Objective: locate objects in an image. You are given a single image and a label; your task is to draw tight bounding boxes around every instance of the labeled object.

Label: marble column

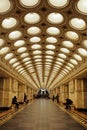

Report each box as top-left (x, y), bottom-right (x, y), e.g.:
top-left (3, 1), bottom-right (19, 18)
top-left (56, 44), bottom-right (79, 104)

top-left (0, 77), bottom-right (13, 108)
top-left (74, 79), bottom-right (84, 109)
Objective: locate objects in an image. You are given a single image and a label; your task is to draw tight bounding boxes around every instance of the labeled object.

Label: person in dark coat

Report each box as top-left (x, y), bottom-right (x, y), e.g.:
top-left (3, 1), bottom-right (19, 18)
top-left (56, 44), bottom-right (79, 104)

top-left (24, 93), bottom-right (29, 104)
top-left (52, 95), bottom-right (55, 101)
top-left (65, 98), bottom-right (73, 109)
top-left (12, 96), bottom-right (19, 108)
top-left (56, 94), bottom-right (59, 103)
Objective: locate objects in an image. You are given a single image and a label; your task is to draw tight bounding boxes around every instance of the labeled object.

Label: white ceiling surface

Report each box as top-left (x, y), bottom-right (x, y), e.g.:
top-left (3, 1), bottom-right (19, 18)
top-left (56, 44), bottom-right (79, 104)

top-left (0, 0), bottom-right (87, 89)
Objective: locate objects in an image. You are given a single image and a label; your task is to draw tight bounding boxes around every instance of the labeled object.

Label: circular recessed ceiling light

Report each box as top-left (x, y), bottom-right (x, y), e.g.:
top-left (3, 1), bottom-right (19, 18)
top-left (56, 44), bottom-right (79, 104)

top-left (56, 58), bottom-right (64, 62)
top-left (15, 65), bottom-right (22, 70)
top-left (46, 50), bottom-right (54, 55)
top-left (2, 17), bottom-right (18, 29)
top-left (9, 58), bottom-right (17, 64)
top-left (46, 27), bottom-right (60, 35)
top-left (30, 37), bottom-right (41, 43)
top-left (73, 54), bottom-right (82, 61)
top-left (19, 0), bottom-right (40, 8)
top-left (58, 53), bottom-right (66, 59)
top-left (0, 38), bottom-right (5, 46)
top-left (12, 62), bottom-right (20, 68)
top-left (35, 59), bottom-right (42, 62)
top-left (31, 44), bottom-right (41, 49)
top-left (4, 53), bottom-right (13, 60)
top-left (62, 41), bottom-right (74, 48)
top-left (70, 59), bottom-right (78, 65)
top-left (82, 40), bottom-right (87, 48)
top-left (20, 53), bottom-right (29, 58)
top-left (55, 61), bottom-right (63, 65)
top-left (45, 56), bottom-right (53, 59)
top-left (33, 50), bottom-right (42, 54)
top-left (24, 13), bottom-right (41, 24)
top-left (34, 55), bottom-right (42, 59)
top-left (17, 47), bottom-right (27, 53)
top-left (69, 18), bottom-right (86, 30)
top-left (46, 37), bottom-right (57, 43)
top-left (76, 0), bottom-right (87, 15)
top-left (47, 12), bottom-right (64, 24)
top-left (67, 63), bottom-right (74, 68)
top-left (65, 66), bottom-right (72, 71)
top-left (0, 0), bottom-right (12, 14)
top-left (65, 31), bottom-right (79, 41)
top-left (45, 59), bottom-right (52, 62)
top-left (46, 44), bottom-right (55, 49)
top-left (60, 48), bottom-right (70, 53)
top-left (0, 47), bottom-right (10, 55)
top-left (27, 26), bottom-right (41, 35)
top-left (8, 31), bottom-right (22, 40)
top-left (48, 0), bottom-right (69, 8)
top-left (14, 40), bottom-right (25, 47)
top-left (23, 57), bottom-right (30, 62)
top-left (78, 48), bottom-right (87, 56)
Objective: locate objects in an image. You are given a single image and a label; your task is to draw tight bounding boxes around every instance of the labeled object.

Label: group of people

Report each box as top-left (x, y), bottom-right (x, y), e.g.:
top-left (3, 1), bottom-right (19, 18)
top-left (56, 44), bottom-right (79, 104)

top-left (12, 93), bottom-right (29, 109)
top-left (52, 94), bottom-right (73, 109)
top-left (52, 94), bottom-right (59, 103)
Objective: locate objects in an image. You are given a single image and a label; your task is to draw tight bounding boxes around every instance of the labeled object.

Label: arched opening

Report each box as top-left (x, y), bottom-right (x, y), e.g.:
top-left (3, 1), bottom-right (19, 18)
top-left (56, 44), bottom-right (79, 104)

top-left (36, 88), bottom-right (49, 99)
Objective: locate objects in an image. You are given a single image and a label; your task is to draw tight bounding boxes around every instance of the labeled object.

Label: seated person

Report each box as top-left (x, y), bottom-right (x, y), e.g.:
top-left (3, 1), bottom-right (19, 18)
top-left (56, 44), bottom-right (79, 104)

top-left (65, 99), bottom-right (73, 109)
top-left (12, 96), bottom-right (19, 108)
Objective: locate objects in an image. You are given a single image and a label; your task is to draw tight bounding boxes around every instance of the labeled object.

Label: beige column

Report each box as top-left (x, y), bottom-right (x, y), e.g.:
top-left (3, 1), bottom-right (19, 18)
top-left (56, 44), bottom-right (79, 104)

top-left (27, 87), bottom-right (32, 100)
top-left (12, 79), bottom-right (19, 98)
top-left (59, 85), bottom-right (65, 103)
top-left (18, 84), bottom-right (25, 102)
top-left (1, 77), bottom-right (13, 107)
top-left (68, 80), bottom-right (75, 102)
top-left (83, 78), bottom-right (87, 108)
top-left (49, 90), bottom-right (53, 98)
top-left (74, 79), bottom-right (84, 109)
top-left (0, 78), bottom-right (4, 107)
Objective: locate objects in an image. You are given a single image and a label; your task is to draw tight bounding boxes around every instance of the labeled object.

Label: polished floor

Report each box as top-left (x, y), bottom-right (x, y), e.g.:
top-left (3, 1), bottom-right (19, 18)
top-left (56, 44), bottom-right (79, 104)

top-left (0, 99), bottom-right (86, 130)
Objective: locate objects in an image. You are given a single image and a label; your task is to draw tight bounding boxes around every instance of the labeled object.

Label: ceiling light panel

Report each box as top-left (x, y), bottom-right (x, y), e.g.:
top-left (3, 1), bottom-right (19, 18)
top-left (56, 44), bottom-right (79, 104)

top-left (46, 37), bottom-right (57, 43)
top-left (0, 0), bottom-right (12, 14)
top-left (69, 18), bottom-right (86, 30)
top-left (48, 0), bottom-right (69, 8)
top-left (65, 31), bottom-right (79, 41)
top-left (46, 27), bottom-right (60, 35)
top-left (29, 37), bottom-right (41, 43)
top-left (0, 47), bottom-right (10, 55)
top-left (19, 0), bottom-right (40, 8)
top-left (0, 38), bottom-right (5, 46)
top-left (14, 40), bottom-right (25, 47)
top-left (47, 12), bottom-right (64, 24)
top-left (8, 31), bottom-right (22, 40)
top-left (2, 17), bottom-right (18, 30)
top-left (4, 53), bottom-right (14, 60)
top-left (27, 27), bottom-right (41, 35)
top-left (24, 13), bottom-right (41, 24)
top-left (76, 0), bottom-right (87, 15)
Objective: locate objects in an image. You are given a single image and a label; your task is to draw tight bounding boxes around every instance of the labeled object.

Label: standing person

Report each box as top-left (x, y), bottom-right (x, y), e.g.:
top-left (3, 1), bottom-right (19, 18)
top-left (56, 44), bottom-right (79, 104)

top-left (12, 96), bottom-right (19, 108)
top-left (56, 94), bottom-right (59, 103)
top-left (24, 93), bottom-right (29, 104)
top-left (52, 95), bottom-right (55, 101)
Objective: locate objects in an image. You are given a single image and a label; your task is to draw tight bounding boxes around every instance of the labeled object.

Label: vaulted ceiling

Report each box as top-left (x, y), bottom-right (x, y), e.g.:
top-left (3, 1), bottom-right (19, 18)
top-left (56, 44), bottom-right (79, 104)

top-left (0, 0), bottom-right (87, 90)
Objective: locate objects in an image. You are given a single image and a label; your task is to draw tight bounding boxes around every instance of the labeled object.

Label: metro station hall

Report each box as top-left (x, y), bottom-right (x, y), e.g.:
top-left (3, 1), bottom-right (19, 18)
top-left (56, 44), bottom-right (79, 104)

top-left (0, 0), bottom-right (87, 130)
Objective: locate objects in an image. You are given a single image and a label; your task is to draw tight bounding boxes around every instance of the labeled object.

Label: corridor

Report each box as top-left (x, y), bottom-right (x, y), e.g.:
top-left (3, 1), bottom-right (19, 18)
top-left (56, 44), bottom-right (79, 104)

top-left (0, 99), bottom-right (86, 130)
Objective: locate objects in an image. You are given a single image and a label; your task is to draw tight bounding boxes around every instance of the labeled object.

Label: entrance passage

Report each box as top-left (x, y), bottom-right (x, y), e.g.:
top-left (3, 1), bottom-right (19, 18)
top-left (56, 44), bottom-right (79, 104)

top-left (37, 89), bottom-right (49, 98)
top-left (0, 99), bottom-right (86, 130)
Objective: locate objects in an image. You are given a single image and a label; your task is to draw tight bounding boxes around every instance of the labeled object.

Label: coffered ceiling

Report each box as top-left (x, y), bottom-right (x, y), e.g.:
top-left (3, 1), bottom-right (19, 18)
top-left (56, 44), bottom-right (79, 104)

top-left (0, 0), bottom-right (87, 89)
